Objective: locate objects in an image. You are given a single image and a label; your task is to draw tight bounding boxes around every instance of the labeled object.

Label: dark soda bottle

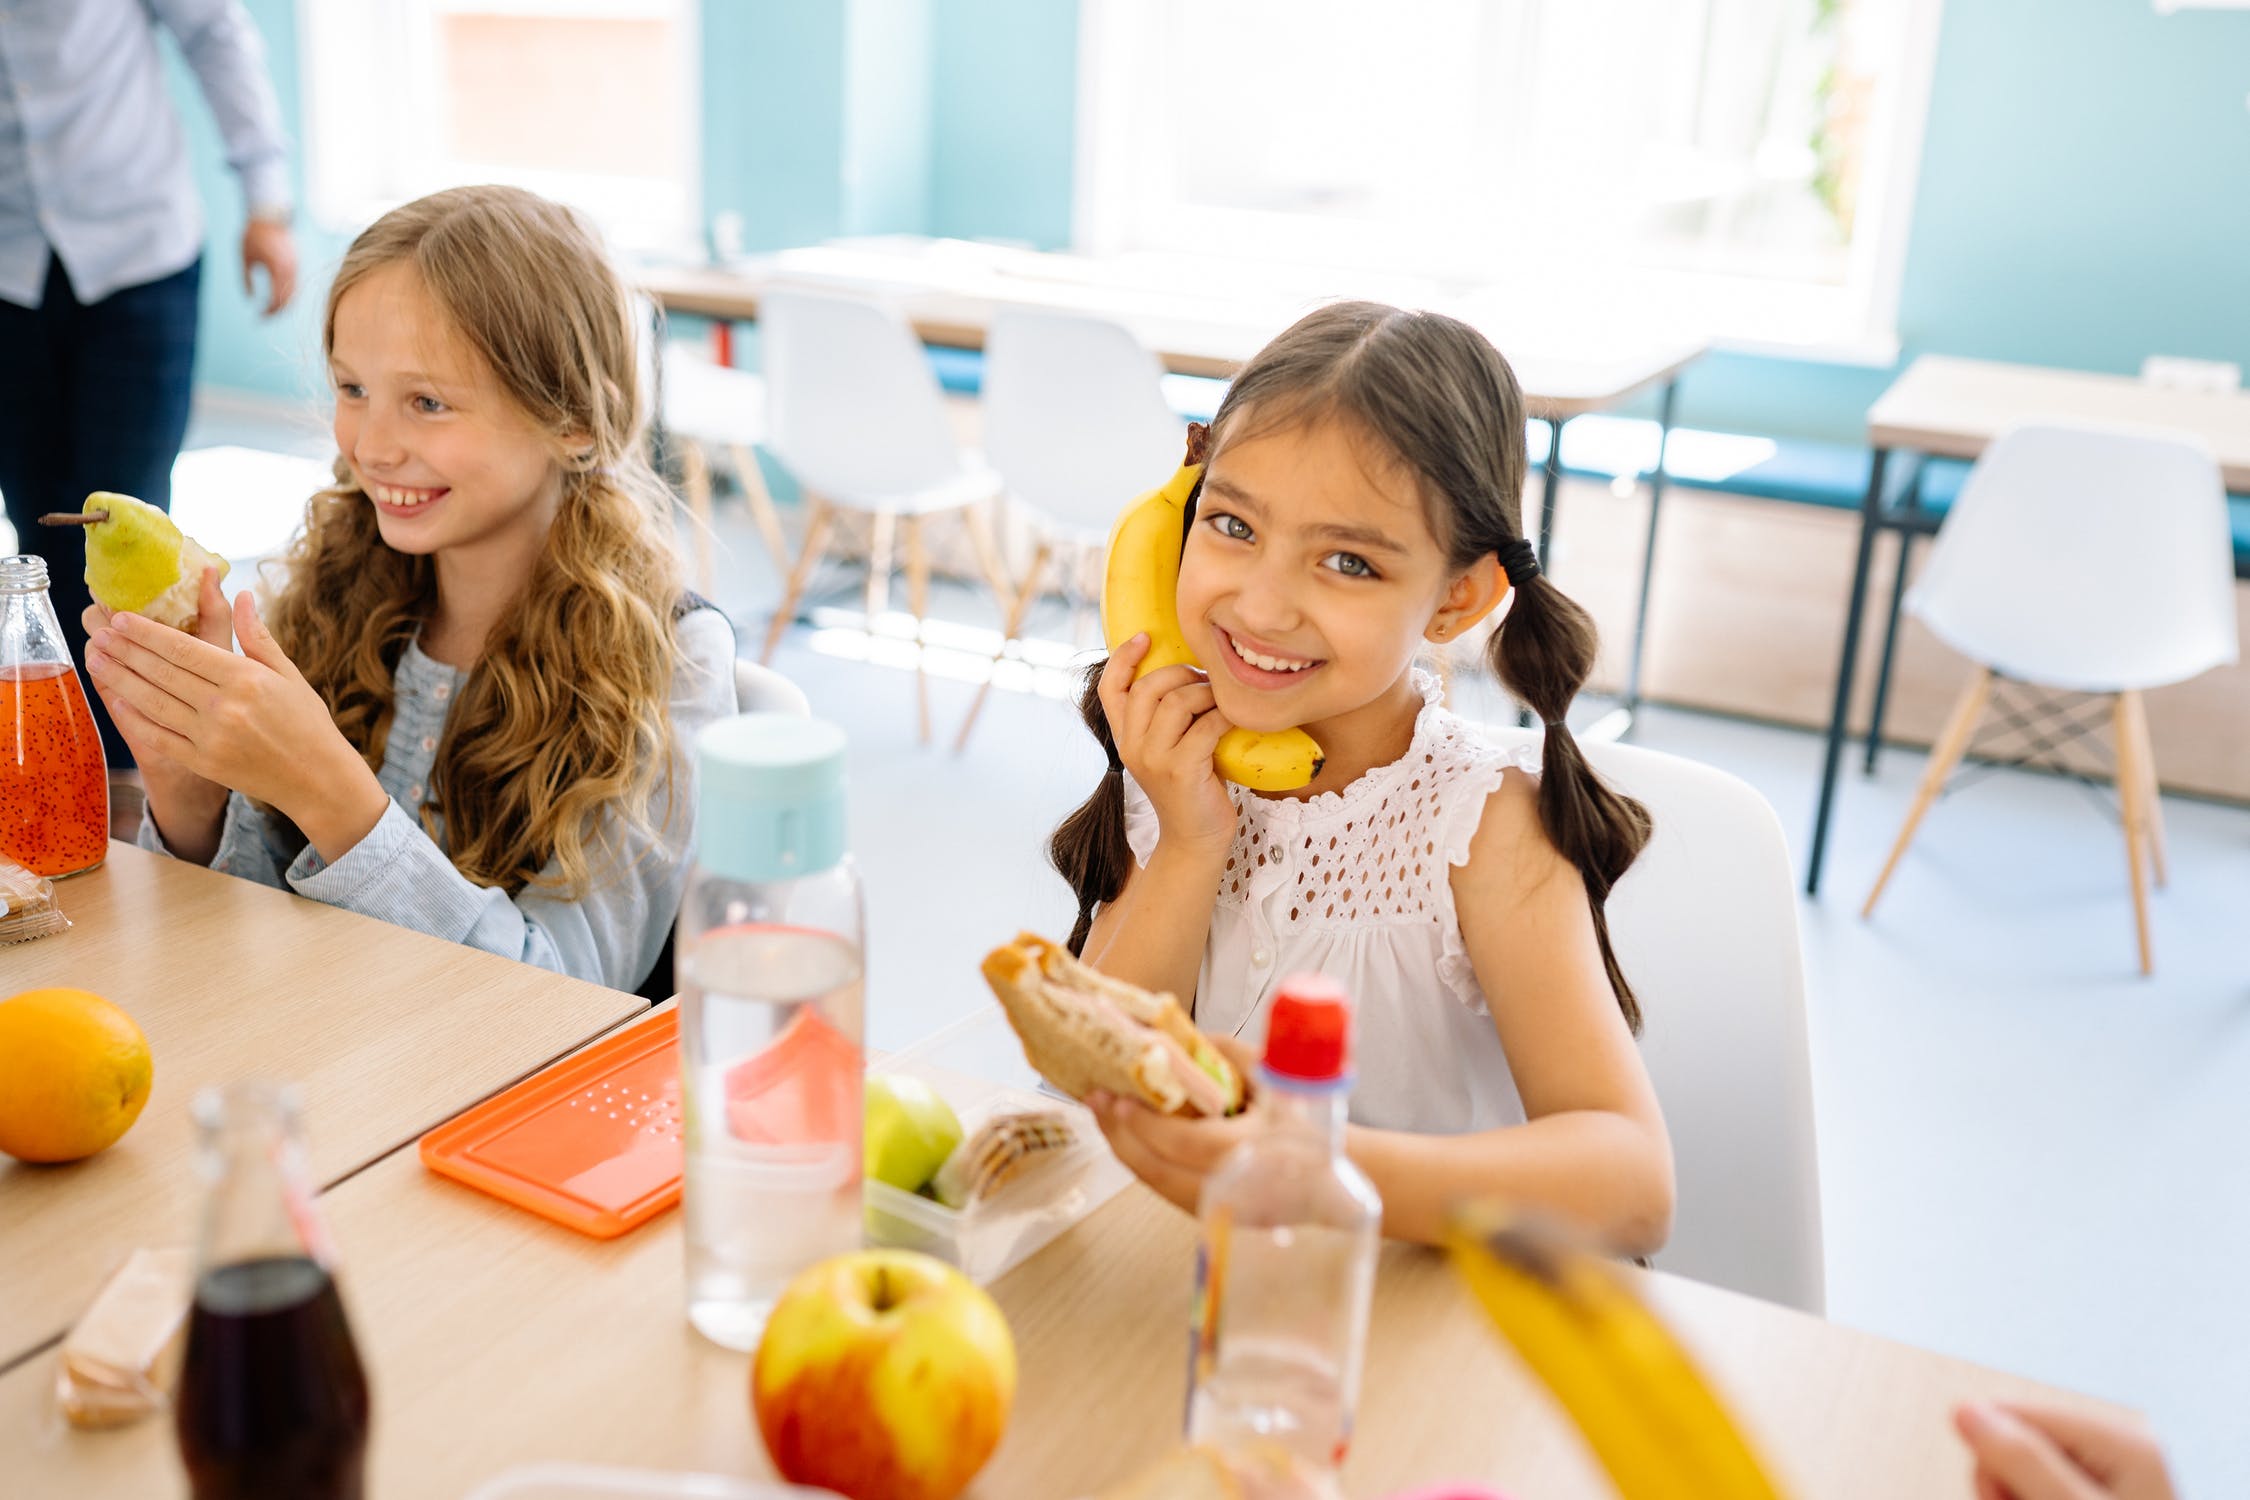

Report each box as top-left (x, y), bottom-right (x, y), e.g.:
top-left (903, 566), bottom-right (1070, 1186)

top-left (175, 1082), bottom-right (371, 1500)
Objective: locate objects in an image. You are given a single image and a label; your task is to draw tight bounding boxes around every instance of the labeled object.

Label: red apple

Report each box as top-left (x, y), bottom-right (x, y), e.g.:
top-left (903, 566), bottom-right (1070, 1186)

top-left (752, 1248), bottom-right (1017, 1500)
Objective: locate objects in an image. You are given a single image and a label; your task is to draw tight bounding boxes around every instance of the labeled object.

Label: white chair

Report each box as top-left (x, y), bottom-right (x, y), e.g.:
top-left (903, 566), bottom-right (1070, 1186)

top-left (1484, 726), bottom-right (1825, 1313)
top-left (633, 294), bottom-right (788, 595)
top-left (954, 308), bottom-right (1187, 749)
top-left (1861, 422), bottom-right (2237, 974)
top-left (756, 288), bottom-right (1017, 743)
top-left (733, 656), bottom-right (810, 717)
top-left (2139, 354), bottom-right (2241, 395)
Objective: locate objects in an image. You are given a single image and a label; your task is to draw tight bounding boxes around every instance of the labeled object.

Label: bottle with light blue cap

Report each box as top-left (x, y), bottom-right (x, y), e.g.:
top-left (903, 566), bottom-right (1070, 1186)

top-left (674, 712), bottom-right (865, 1351)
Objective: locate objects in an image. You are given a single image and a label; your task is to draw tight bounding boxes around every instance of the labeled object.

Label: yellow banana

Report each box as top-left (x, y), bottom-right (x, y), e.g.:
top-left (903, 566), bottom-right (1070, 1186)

top-left (1447, 1207), bottom-right (1790, 1500)
top-left (1100, 459), bottom-right (1324, 792)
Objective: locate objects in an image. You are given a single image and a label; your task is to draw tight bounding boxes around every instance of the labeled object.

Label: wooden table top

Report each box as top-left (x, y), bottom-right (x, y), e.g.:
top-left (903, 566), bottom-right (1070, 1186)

top-left (3, 1124), bottom-right (2127, 1499)
top-left (638, 241), bottom-right (1708, 420)
top-left (0, 843), bottom-right (645, 1369)
top-left (1868, 354), bottom-right (2250, 490)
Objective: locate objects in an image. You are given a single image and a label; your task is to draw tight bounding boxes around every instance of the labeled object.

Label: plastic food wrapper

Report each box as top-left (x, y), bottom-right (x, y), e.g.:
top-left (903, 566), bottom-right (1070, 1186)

top-left (53, 1247), bottom-right (196, 1429)
top-left (0, 858), bottom-right (68, 945)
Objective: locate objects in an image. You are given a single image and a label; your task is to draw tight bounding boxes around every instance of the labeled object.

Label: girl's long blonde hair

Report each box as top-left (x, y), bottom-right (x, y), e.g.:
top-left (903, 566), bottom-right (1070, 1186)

top-left (270, 184), bottom-right (690, 898)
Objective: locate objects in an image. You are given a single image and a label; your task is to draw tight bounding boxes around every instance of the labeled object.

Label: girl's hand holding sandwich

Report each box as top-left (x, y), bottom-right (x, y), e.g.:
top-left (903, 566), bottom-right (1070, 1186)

top-left (1089, 1033), bottom-right (1261, 1213)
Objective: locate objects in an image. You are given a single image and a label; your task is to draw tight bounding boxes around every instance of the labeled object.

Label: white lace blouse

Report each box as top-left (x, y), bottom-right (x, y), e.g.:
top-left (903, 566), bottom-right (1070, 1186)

top-left (1122, 672), bottom-right (1538, 1135)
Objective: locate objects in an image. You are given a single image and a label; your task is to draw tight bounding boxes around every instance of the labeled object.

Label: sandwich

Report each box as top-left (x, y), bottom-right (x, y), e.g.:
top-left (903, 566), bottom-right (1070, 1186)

top-left (979, 933), bottom-right (1245, 1118)
top-left (930, 1108), bottom-right (1081, 1210)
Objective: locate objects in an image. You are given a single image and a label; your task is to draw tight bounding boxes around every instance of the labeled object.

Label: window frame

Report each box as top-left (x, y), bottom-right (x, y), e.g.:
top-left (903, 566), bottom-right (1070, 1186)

top-left (298, 0), bottom-right (702, 254)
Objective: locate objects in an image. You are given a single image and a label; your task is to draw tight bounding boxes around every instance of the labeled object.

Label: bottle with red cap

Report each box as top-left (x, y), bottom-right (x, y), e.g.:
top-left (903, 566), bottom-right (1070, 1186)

top-left (1185, 973), bottom-right (1381, 1473)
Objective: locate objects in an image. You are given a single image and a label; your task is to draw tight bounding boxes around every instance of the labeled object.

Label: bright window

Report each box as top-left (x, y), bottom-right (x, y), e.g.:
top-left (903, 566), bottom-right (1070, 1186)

top-left (1074, 0), bottom-right (1946, 358)
top-left (302, 0), bottom-right (698, 252)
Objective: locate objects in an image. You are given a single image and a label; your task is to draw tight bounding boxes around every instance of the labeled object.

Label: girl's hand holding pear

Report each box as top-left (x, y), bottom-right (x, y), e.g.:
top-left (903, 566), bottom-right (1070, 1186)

top-left (84, 568), bottom-right (387, 864)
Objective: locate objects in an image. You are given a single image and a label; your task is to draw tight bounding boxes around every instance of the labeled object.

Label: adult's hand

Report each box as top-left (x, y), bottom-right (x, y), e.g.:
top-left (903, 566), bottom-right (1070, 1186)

top-left (241, 219), bottom-right (298, 316)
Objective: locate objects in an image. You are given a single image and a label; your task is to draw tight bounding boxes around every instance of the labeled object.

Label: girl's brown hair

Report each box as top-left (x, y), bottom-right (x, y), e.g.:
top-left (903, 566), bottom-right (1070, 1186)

top-left (1049, 301), bottom-right (1653, 1029)
top-left (270, 184), bottom-right (689, 898)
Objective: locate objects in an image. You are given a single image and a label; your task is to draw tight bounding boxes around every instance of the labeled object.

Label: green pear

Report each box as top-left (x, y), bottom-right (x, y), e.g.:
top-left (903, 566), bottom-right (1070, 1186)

top-left (81, 492), bottom-right (228, 630)
top-left (863, 1075), bottom-right (965, 1195)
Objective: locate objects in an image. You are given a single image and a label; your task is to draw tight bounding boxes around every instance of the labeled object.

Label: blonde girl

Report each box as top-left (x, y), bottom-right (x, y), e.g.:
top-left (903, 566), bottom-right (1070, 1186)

top-left (84, 185), bottom-right (736, 993)
top-left (1051, 302), bottom-right (1674, 1251)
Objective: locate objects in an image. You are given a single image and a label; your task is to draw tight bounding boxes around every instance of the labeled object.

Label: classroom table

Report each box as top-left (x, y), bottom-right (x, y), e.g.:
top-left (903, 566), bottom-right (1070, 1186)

top-left (0, 843), bottom-right (645, 1369)
top-left (3, 1104), bottom-right (2129, 1498)
top-left (639, 239), bottom-right (1709, 728)
top-left (1804, 355), bottom-right (2250, 894)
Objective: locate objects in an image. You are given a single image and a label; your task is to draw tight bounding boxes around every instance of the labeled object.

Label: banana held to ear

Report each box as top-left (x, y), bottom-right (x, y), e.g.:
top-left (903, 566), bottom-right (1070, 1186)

top-left (1101, 459), bottom-right (1324, 793)
top-left (1447, 1207), bottom-right (1790, 1500)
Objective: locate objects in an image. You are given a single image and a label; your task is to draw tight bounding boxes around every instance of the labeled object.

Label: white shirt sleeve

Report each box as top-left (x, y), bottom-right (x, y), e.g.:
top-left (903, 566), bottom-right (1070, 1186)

top-left (148, 0), bottom-right (292, 213)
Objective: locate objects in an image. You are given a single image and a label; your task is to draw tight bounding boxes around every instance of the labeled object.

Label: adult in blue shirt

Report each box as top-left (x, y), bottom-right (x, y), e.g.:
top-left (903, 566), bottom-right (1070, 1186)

top-left (0, 0), bottom-right (298, 766)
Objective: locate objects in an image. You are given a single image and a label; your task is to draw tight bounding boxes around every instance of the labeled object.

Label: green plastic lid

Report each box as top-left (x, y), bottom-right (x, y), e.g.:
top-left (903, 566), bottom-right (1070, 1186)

top-left (693, 714), bottom-right (848, 883)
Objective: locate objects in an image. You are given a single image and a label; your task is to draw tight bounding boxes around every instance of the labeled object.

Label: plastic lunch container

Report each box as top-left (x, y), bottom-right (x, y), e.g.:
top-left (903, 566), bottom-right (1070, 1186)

top-left (863, 1002), bottom-right (1131, 1284)
top-left (464, 1462), bottom-right (838, 1498)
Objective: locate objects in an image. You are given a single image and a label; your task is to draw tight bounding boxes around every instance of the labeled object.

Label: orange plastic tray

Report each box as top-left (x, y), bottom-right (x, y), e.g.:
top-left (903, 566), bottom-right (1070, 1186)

top-left (420, 1010), bottom-right (686, 1239)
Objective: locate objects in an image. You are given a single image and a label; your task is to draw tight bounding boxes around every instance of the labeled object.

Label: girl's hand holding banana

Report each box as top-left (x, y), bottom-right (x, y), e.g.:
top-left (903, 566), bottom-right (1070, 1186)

top-left (1098, 632), bottom-right (1239, 857)
top-left (84, 587), bottom-right (393, 865)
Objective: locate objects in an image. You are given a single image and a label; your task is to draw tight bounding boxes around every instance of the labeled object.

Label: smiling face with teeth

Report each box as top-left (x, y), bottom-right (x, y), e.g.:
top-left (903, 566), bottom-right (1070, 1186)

top-left (1177, 412), bottom-right (1498, 782)
top-left (329, 262), bottom-right (571, 585)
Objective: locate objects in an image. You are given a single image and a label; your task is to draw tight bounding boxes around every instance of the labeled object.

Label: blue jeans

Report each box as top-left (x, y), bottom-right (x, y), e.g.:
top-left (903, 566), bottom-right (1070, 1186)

top-left (0, 253), bottom-right (202, 766)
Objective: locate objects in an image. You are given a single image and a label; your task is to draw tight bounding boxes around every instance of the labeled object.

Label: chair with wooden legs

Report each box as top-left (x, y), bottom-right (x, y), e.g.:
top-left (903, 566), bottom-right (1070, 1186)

top-left (753, 288), bottom-right (1017, 743)
top-left (953, 308), bottom-right (1186, 751)
top-left (632, 294), bottom-right (788, 594)
top-left (1859, 423), bottom-right (2236, 974)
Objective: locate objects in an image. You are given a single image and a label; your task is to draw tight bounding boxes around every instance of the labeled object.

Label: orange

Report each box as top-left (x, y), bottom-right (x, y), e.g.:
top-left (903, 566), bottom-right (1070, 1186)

top-left (0, 988), bottom-right (154, 1163)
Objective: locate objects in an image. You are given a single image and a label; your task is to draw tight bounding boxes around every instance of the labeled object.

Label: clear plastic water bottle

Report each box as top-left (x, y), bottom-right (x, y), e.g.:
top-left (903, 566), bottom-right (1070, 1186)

top-left (676, 714), bottom-right (864, 1350)
top-left (1186, 974), bottom-right (1380, 1472)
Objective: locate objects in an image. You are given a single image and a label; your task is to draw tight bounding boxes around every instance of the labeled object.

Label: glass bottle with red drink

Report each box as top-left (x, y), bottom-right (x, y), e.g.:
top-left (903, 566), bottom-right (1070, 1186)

top-left (175, 1081), bottom-right (372, 1500)
top-left (0, 554), bottom-right (108, 876)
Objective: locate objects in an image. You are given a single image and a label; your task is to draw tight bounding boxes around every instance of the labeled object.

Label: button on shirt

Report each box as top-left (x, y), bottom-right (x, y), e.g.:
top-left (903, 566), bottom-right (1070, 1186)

top-left (0, 0), bottom-right (291, 308)
top-left (141, 610), bottom-right (742, 993)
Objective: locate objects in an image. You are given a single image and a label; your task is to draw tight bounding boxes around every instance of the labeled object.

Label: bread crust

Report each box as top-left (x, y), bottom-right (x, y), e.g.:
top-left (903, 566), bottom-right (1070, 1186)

top-left (980, 933), bottom-right (1241, 1116)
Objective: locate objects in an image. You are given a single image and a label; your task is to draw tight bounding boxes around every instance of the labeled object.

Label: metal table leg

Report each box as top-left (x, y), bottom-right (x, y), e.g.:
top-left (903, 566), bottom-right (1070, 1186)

top-left (1806, 446), bottom-right (1890, 896)
top-left (1863, 458), bottom-right (1925, 776)
top-left (1619, 378), bottom-right (1678, 722)
top-left (1582, 383), bottom-right (1679, 745)
top-left (1520, 414), bottom-right (1569, 729)
top-left (1537, 414), bottom-right (1566, 566)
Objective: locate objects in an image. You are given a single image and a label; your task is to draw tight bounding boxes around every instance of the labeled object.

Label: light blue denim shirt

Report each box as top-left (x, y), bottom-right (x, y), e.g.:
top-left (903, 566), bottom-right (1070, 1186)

top-left (140, 609), bottom-right (740, 993)
top-left (0, 0), bottom-right (291, 307)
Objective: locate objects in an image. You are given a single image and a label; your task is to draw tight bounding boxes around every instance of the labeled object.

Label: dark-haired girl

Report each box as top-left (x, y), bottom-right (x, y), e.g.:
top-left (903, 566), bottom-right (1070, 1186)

top-left (1052, 302), bottom-right (1674, 1252)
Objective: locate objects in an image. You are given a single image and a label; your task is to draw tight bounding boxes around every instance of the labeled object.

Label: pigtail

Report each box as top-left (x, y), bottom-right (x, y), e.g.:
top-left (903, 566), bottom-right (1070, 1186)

top-left (1491, 577), bottom-right (1654, 1032)
top-left (1047, 658), bottom-right (1133, 956)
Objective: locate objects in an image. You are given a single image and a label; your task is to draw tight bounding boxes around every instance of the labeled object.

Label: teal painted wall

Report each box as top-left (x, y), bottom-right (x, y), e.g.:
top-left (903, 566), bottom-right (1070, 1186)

top-left (701, 2), bottom-right (850, 253)
top-left (843, 0), bottom-right (936, 236)
top-left (929, 0), bottom-right (1077, 248)
top-left (170, 0), bottom-right (332, 405)
top-left (180, 0), bottom-right (2250, 446)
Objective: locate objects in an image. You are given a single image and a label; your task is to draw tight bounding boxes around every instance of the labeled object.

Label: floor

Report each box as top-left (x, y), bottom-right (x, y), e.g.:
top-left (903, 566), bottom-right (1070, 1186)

top-left (168, 405), bottom-right (2250, 1494)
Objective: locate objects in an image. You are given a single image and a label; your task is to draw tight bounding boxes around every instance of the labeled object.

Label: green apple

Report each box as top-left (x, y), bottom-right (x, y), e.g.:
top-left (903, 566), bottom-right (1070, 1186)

top-left (863, 1075), bottom-right (964, 1194)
